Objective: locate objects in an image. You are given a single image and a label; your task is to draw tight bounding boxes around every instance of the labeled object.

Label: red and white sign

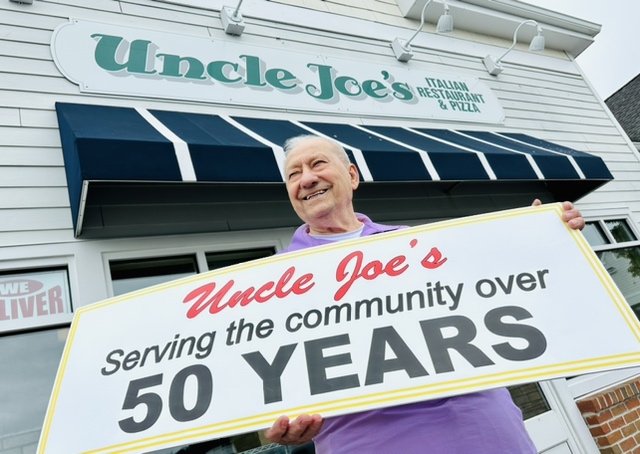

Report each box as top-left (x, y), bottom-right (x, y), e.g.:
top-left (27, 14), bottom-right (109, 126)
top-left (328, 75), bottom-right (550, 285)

top-left (0, 269), bottom-right (71, 329)
top-left (38, 205), bottom-right (640, 453)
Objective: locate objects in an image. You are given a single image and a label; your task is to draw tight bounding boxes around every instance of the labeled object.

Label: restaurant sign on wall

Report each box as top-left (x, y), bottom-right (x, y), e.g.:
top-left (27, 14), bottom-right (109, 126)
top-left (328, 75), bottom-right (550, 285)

top-left (51, 19), bottom-right (504, 123)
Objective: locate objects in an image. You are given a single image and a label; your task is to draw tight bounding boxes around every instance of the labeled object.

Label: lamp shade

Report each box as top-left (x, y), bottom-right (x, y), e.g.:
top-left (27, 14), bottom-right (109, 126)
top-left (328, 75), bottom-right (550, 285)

top-left (436, 13), bottom-right (454, 33)
top-left (529, 34), bottom-right (545, 52)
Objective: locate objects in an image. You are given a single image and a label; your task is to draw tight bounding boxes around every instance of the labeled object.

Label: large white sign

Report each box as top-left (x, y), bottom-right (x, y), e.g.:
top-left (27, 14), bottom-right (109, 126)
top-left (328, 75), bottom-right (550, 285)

top-left (50, 19), bottom-right (504, 123)
top-left (38, 204), bottom-right (640, 453)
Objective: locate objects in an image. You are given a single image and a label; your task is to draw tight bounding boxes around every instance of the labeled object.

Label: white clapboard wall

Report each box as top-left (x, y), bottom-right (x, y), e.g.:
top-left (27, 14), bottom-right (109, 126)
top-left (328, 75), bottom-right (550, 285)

top-left (0, 0), bottom-right (637, 257)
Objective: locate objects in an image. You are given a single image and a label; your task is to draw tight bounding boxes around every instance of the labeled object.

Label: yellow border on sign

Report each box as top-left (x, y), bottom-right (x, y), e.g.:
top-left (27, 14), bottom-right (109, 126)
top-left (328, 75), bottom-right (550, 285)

top-left (38, 203), bottom-right (640, 453)
top-left (84, 351), bottom-right (640, 454)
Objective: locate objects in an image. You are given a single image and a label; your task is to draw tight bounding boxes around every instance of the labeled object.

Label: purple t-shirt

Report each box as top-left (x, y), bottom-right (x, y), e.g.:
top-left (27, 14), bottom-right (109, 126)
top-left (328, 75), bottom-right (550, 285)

top-left (281, 214), bottom-right (537, 454)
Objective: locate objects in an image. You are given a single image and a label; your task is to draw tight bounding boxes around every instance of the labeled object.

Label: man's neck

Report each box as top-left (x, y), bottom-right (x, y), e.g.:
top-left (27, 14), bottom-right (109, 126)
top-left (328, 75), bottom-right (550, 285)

top-left (307, 213), bottom-right (363, 235)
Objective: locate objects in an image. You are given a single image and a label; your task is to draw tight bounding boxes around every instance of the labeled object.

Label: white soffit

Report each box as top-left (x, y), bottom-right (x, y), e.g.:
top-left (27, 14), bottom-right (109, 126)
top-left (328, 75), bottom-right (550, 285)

top-left (153, 0), bottom-right (599, 58)
top-left (396, 0), bottom-right (601, 57)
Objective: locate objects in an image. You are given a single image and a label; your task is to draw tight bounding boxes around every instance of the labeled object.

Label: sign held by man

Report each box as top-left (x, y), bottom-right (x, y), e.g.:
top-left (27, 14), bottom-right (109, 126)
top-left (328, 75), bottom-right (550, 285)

top-left (39, 136), bottom-right (637, 454)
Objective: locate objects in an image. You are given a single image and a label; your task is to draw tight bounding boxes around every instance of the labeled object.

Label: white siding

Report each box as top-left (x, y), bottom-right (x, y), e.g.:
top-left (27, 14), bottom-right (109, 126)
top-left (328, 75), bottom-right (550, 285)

top-left (0, 0), bottom-right (639, 296)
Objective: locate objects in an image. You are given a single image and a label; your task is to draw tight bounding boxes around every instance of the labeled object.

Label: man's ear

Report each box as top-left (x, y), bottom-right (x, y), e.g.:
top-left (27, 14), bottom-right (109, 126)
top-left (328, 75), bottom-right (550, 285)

top-left (349, 163), bottom-right (360, 190)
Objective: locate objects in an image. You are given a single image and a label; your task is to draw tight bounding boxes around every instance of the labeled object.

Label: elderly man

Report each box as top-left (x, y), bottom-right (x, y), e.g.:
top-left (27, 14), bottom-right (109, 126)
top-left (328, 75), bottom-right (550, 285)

top-left (265, 134), bottom-right (585, 453)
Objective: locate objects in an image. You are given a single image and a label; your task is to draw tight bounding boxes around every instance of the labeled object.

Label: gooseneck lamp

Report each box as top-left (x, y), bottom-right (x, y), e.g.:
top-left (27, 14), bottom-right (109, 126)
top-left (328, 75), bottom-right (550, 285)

top-left (391, 0), bottom-right (454, 62)
top-left (483, 19), bottom-right (545, 76)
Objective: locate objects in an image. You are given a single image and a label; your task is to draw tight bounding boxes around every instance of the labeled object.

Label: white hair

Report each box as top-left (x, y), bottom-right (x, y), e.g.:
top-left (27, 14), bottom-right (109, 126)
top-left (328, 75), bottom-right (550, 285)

top-left (283, 135), bottom-right (351, 168)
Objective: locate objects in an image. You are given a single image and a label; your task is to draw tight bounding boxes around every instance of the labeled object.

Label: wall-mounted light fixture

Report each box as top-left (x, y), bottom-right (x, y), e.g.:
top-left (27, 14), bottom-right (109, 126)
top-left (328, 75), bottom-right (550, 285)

top-left (391, 0), bottom-right (453, 62)
top-left (483, 19), bottom-right (545, 76)
top-left (220, 0), bottom-right (245, 36)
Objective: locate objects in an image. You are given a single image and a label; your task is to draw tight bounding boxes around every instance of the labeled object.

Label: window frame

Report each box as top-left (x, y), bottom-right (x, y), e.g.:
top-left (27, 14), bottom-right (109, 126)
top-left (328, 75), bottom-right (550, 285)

top-left (0, 256), bottom-right (77, 335)
top-left (585, 218), bottom-right (640, 253)
top-left (109, 253), bottom-right (201, 297)
top-left (100, 239), bottom-right (279, 453)
top-left (567, 213), bottom-right (640, 399)
top-left (0, 259), bottom-right (76, 453)
top-left (102, 239), bottom-right (280, 299)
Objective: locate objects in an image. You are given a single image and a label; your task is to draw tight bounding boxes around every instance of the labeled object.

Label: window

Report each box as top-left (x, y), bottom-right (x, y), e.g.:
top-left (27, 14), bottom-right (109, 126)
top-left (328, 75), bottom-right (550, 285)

top-left (509, 383), bottom-right (550, 419)
top-left (0, 267), bottom-right (72, 332)
top-left (110, 247), bottom-right (276, 453)
top-left (110, 255), bottom-right (199, 296)
top-left (0, 260), bottom-right (73, 454)
top-left (108, 247), bottom-right (276, 296)
top-left (0, 327), bottom-right (69, 453)
top-left (206, 248), bottom-right (275, 271)
top-left (0, 264), bottom-right (74, 453)
top-left (568, 217), bottom-right (640, 398)
top-left (584, 219), bottom-right (640, 320)
top-left (505, 219), bottom-right (640, 419)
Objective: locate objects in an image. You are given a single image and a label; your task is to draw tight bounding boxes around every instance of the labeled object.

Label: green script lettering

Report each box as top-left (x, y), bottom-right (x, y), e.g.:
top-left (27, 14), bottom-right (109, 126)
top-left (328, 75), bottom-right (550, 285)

top-left (91, 34), bottom-right (156, 75)
top-left (207, 61), bottom-right (242, 83)
top-left (362, 79), bottom-right (388, 99)
top-left (239, 55), bottom-right (266, 87)
top-left (265, 68), bottom-right (298, 90)
top-left (392, 82), bottom-right (414, 101)
top-left (305, 64), bottom-right (335, 100)
top-left (334, 76), bottom-right (362, 97)
top-left (90, 36), bottom-right (422, 106)
top-left (157, 54), bottom-right (206, 80)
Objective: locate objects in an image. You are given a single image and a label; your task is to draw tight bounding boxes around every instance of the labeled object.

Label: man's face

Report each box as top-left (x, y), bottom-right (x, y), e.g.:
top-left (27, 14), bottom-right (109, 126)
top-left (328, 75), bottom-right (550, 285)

top-left (285, 139), bottom-right (359, 228)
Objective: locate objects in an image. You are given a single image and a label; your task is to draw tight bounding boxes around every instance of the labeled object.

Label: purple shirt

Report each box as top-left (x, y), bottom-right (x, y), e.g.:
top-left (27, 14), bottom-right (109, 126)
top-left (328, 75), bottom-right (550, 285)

top-left (282, 214), bottom-right (537, 454)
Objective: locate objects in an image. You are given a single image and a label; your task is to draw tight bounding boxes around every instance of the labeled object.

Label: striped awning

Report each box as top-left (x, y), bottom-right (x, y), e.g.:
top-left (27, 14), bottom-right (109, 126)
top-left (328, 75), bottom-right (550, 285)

top-left (55, 102), bottom-right (613, 237)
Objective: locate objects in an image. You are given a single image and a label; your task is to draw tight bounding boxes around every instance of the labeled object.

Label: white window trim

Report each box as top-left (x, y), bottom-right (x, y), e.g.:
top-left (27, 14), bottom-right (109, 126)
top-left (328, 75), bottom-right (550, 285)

top-left (101, 236), bottom-right (283, 299)
top-left (569, 367), bottom-right (640, 400)
top-left (567, 211), bottom-right (640, 399)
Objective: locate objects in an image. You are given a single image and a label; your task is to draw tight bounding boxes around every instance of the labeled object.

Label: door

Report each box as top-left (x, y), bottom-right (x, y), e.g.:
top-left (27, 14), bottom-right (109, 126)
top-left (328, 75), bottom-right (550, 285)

top-left (516, 380), bottom-right (598, 453)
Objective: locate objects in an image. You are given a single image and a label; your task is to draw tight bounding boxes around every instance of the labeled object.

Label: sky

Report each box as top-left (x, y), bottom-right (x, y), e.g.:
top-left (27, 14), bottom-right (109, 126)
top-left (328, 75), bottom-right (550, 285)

top-left (521, 0), bottom-right (640, 100)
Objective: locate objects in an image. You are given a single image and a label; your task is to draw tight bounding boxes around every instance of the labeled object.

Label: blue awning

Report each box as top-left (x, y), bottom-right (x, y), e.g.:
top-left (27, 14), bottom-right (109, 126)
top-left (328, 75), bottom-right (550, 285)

top-left (55, 102), bottom-right (613, 238)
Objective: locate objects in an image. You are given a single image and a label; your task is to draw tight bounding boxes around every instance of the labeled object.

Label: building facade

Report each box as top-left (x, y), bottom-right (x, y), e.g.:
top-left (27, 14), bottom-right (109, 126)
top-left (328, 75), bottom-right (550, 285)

top-left (3, 0), bottom-right (640, 452)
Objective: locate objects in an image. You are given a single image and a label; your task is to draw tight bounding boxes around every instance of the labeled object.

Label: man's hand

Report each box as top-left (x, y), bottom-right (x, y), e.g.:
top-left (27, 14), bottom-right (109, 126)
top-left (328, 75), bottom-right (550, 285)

top-left (264, 414), bottom-right (324, 446)
top-left (532, 199), bottom-right (585, 231)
